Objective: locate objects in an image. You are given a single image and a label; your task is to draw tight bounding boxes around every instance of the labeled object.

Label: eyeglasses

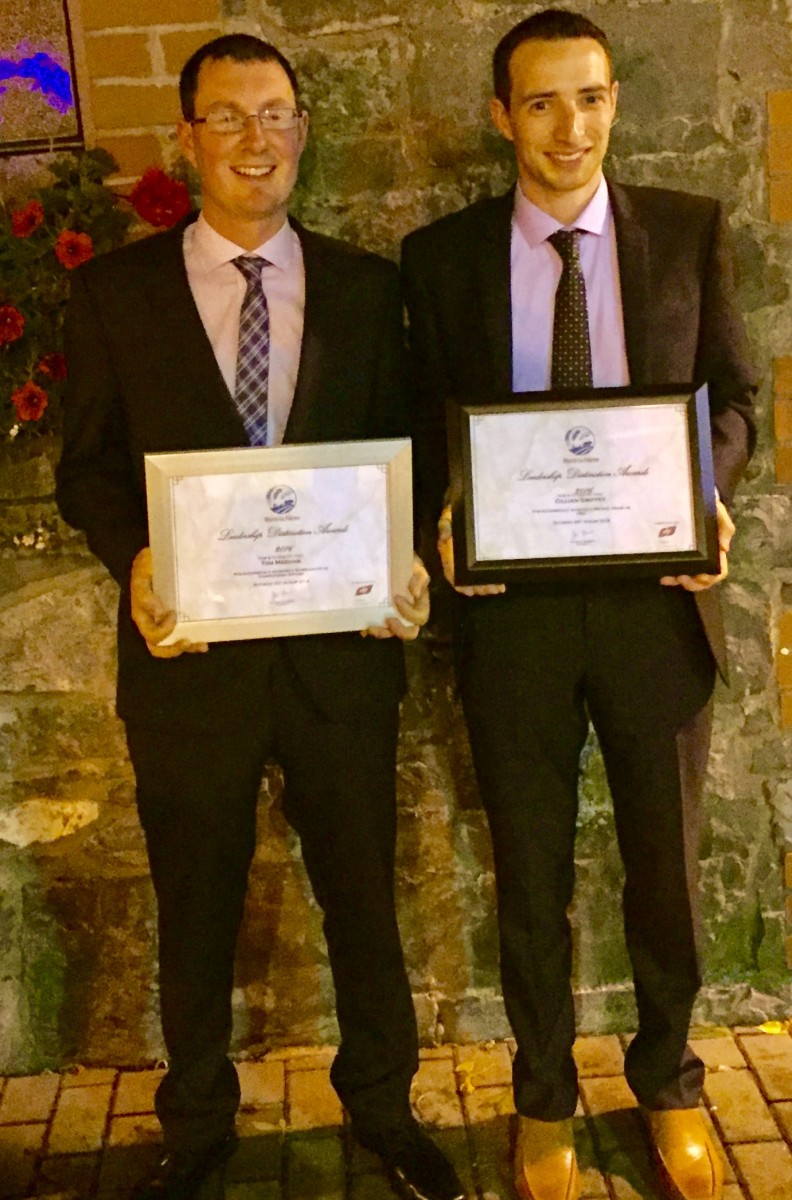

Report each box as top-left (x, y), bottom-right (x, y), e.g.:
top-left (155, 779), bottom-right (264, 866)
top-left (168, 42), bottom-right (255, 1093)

top-left (190, 107), bottom-right (304, 135)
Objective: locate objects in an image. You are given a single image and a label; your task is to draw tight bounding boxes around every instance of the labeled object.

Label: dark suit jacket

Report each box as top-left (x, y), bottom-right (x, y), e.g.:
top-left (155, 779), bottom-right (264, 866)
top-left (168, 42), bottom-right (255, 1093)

top-left (401, 181), bottom-right (758, 679)
top-left (56, 215), bottom-right (408, 731)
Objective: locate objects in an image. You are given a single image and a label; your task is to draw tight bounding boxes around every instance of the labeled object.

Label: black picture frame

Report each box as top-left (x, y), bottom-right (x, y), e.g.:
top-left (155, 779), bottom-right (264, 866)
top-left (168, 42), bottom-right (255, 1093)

top-left (0, 0), bottom-right (84, 157)
top-left (447, 383), bottom-right (719, 585)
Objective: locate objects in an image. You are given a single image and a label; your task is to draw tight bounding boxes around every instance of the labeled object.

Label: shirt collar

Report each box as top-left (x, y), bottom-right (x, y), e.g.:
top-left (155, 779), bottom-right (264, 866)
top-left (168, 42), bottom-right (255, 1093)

top-left (190, 212), bottom-right (300, 272)
top-left (513, 176), bottom-right (610, 248)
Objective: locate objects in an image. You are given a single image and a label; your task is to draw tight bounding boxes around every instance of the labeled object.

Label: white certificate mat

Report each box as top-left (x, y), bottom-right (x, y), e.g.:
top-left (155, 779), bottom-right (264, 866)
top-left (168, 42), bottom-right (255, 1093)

top-left (145, 440), bottom-right (413, 642)
top-left (470, 403), bottom-right (695, 560)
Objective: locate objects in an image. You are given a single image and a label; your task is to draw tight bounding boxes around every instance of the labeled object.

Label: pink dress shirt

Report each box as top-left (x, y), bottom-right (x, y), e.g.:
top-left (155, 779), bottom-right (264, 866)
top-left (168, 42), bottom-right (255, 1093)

top-left (510, 177), bottom-right (630, 392)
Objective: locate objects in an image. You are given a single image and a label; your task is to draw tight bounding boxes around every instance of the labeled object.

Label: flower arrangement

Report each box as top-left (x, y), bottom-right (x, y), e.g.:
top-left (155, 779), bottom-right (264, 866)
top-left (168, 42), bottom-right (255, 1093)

top-left (0, 149), bottom-right (192, 441)
top-left (130, 167), bottom-right (192, 229)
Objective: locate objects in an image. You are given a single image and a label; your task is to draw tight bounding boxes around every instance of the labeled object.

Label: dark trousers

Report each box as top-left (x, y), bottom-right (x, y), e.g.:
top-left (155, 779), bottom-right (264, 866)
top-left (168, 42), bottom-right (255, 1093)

top-left (457, 581), bottom-right (716, 1120)
top-left (126, 645), bottom-right (417, 1153)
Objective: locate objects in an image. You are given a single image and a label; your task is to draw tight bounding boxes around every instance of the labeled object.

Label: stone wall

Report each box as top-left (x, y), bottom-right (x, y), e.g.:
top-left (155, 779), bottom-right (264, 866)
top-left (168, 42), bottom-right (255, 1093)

top-left (1, 0), bottom-right (791, 1074)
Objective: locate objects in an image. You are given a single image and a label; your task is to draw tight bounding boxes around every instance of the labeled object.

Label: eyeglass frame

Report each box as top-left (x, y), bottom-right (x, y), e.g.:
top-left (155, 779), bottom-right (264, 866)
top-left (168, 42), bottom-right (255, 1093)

top-left (189, 106), bottom-right (307, 135)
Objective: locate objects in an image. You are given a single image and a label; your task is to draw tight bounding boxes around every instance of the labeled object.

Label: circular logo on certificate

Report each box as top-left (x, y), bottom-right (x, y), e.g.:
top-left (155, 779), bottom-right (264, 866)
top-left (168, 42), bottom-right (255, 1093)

top-left (565, 426), bottom-right (595, 456)
top-left (267, 485), bottom-right (297, 514)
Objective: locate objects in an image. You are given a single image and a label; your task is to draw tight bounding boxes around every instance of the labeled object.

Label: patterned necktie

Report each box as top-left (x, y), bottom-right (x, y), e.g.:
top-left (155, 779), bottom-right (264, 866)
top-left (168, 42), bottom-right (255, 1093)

top-left (232, 254), bottom-right (270, 446)
top-left (548, 229), bottom-right (592, 388)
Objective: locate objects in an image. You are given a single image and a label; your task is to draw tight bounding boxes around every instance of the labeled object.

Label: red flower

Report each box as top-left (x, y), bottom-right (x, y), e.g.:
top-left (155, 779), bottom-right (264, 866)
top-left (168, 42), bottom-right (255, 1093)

top-left (37, 352), bottom-right (67, 380)
top-left (0, 304), bottom-right (25, 346)
top-left (11, 381), bottom-right (48, 421)
top-left (55, 229), bottom-right (94, 270)
top-left (129, 168), bottom-right (192, 229)
top-left (11, 200), bottom-right (45, 237)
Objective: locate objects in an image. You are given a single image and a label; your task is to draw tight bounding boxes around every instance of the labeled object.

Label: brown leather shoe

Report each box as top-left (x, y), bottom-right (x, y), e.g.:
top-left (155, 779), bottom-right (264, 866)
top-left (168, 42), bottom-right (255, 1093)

top-left (514, 1116), bottom-right (580, 1200)
top-left (643, 1108), bottom-right (723, 1200)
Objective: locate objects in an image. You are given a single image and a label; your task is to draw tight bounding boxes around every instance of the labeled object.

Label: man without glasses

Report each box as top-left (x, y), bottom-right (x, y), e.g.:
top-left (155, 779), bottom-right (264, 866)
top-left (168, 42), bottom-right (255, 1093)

top-left (402, 9), bottom-right (756, 1200)
top-left (57, 33), bottom-right (463, 1200)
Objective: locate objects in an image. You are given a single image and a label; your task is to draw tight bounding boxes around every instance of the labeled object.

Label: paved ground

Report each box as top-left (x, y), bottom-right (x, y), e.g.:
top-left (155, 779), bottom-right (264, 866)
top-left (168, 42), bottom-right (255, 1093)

top-left (3, 1027), bottom-right (792, 1199)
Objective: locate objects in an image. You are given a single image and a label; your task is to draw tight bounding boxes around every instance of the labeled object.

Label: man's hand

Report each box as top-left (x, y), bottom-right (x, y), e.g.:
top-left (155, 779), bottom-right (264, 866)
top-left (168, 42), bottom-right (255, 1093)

top-left (361, 554), bottom-right (430, 641)
top-left (438, 506), bottom-right (506, 597)
top-left (130, 547), bottom-right (208, 658)
top-left (660, 497), bottom-right (735, 593)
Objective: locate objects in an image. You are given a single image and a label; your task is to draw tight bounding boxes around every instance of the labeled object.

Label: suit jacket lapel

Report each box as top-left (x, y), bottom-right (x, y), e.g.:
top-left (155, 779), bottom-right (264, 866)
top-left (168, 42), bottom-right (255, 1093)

top-left (141, 218), bottom-right (247, 441)
top-left (283, 221), bottom-right (333, 444)
top-left (608, 180), bottom-right (650, 385)
top-left (476, 192), bottom-right (514, 396)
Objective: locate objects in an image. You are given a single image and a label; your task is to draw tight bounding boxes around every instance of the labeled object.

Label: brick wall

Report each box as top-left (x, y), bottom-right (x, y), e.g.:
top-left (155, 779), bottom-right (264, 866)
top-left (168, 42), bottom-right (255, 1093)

top-left (769, 90), bottom-right (792, 223)
top-left (787, 853), bottom-right (792, 970)
top-left (77, 0), bottom-right (223, 180)
top-left (775, 358), bottom-right (792, 486)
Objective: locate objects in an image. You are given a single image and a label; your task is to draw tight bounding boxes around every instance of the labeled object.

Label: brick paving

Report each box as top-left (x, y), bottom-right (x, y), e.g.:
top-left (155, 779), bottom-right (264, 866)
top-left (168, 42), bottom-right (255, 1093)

top-left (2, 1028), bottom-right (792, 1198)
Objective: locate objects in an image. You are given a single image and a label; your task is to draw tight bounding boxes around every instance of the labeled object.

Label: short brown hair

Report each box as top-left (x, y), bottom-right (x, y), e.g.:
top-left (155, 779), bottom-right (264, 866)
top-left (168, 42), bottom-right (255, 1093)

top-left (180, 34), bottom-right (300, 121)
top-left (493, 8), bottom-right (614, 107)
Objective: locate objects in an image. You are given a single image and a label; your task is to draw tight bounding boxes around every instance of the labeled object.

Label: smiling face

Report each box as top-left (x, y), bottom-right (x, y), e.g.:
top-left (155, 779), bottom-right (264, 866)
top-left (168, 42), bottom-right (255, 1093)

top-left (177, 56), bottom-right (307, 249)
top-left (490, 37), bottom-right (618, 224)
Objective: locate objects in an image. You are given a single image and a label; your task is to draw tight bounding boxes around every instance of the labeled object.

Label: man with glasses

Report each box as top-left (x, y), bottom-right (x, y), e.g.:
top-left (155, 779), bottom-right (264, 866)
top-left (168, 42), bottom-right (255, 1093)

top-left (57, 34), bottom-right (462, 1200)
top-left (402, 9), bottom-right (755, 1200)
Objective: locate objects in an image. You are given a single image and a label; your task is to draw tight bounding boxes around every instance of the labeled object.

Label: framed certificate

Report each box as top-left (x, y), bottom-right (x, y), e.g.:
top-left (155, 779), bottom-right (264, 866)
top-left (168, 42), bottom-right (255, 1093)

top-left (145, 439), bottom-right (413, 643)
top-left (447, 384), bottom-right (719, 584)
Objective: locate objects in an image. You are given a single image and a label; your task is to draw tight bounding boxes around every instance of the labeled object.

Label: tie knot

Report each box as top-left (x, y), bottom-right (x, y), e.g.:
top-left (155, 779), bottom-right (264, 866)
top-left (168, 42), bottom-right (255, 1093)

top-left (548, 229), bottom-right (581, 266)
top-left (233, 254), bottom-right (266, 286)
